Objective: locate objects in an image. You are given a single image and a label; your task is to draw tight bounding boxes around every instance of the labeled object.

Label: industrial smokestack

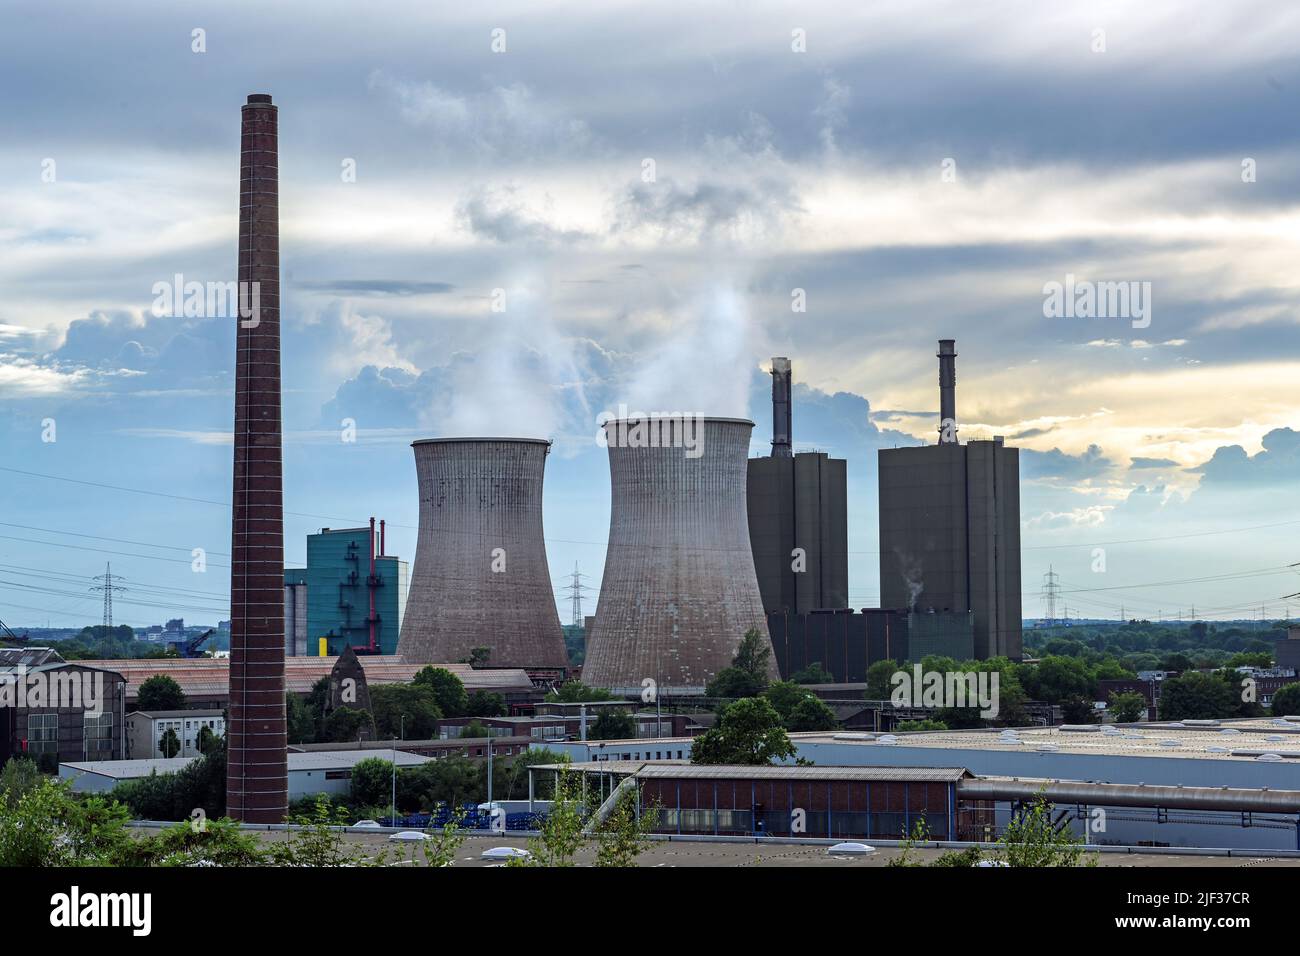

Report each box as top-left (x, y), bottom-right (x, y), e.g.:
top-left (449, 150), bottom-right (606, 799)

top-left (398, 438), bottom-right (569, 668)
top-left (227, 93), bottom-right (287, 823)
top-left (583, 417), bottom-right (777, 693)
top-left (937, 338), bottom-right (958, 444)
top-left (770, 357), bottom-right (792, 458)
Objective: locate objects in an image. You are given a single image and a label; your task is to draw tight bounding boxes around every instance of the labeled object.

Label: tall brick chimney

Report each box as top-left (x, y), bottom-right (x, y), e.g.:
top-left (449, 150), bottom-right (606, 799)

top-left (227, 92), bottom-right (287, 823)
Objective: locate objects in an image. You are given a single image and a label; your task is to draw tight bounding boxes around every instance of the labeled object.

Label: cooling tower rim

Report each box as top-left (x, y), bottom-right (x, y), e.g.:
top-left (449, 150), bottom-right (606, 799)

top-left (411, 437), bottom-right (552, 447)
top-left (600, 416), bottom-right (755, 427)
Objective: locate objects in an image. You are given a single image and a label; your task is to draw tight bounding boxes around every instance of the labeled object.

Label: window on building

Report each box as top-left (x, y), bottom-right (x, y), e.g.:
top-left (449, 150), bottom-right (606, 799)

top-left (84, 713), bottom-right (114, 761)
top-left (27, 713), bottom-right (58, 757)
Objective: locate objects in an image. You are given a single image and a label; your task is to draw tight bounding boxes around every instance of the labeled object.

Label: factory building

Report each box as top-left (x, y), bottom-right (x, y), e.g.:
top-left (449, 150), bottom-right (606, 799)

top-left (583, 417), bottom-right (775, 695)
top-left (747, 358), bottom-right (849, 616)
top-left (399, 438), bottom-right (569, 671)
top-left (0, 648), bottom-right (127, 767)
top-left (541, 716), bottom-right (1300, 849)
top-left (878, 340), bottom-right (1022, 660)
top-left (287, 520), bottom-right (407, 657)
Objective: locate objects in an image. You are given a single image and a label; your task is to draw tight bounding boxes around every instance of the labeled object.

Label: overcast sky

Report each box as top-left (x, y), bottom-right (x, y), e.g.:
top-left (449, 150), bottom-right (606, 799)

top-left (3, 0), bottom-right (1300, 629)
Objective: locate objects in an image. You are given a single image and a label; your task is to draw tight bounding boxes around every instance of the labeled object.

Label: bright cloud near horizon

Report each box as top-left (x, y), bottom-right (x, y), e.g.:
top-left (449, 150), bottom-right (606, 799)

top-left (2, 0), bottom-right (1300, 629)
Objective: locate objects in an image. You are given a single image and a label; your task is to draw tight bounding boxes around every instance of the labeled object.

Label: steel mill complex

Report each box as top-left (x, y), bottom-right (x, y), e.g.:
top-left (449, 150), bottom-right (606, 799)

top-left (398, 438), bottom-right (569, 670)
top-left (583, 417), bottom-right (777, 695)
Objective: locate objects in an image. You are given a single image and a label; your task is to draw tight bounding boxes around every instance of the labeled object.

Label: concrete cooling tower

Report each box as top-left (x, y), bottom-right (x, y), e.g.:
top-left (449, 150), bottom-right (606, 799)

top-left (397, 438), bottom-right (569, 670)
top-left (583, 417), bottom-right (777, 695)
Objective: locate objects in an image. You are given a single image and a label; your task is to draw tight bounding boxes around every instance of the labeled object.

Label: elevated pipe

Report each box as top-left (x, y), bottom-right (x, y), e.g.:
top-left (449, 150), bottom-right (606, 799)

top-left (959, 778), bottom-right (1300, 814)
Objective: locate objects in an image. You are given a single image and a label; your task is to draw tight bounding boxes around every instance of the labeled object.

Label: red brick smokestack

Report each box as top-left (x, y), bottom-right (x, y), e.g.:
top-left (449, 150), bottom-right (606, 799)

top-left (227, 92), bottom-right (287, 822)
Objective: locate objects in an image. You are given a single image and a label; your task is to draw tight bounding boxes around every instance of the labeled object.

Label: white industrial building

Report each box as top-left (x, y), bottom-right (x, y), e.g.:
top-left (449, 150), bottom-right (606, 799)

top-left (126, 710), bottom-right (225, 759)
top-left (61, 748), bottom-right (430, 802)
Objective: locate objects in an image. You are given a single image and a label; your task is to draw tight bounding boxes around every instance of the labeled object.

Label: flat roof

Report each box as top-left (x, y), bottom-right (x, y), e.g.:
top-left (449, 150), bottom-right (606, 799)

top-left (128, 710), bottom-right (224, 719)
top-left (530, 761), bottom-right (969, 782)
top-left (62, 749), bottom-right (430, 780)
top-left (790, 717), bottom-right (1300, 762)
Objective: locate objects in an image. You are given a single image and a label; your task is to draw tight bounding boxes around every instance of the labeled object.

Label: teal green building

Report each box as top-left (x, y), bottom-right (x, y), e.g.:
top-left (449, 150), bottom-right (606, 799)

top-left (288, 526), bottom-right (408, 656)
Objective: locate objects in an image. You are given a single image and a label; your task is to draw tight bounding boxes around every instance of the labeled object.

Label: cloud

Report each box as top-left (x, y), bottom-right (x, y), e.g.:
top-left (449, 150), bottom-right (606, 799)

top-left (455, 186), bottom-right (593, 246)
top-left (1188, 427), bottom-right (1300, 484)
top-left (295, 280), bottom-right (455, 297)
top-left (1129, 456), bottom-right (1179, 469)
top-left (1021, 444), bottom-right (1114, 481)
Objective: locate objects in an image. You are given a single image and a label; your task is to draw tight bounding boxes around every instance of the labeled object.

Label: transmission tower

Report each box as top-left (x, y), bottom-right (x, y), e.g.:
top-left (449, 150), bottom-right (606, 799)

top-left (557, 561), bottom-right (595, 627)
top-left (1041, 565), bottom-right (1061, 627)
top-left (90, 563), bottom-right (126, 630)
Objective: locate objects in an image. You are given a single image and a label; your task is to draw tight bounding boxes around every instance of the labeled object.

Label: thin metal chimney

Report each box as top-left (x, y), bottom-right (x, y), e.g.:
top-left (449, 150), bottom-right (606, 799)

top-left (937, 339), bottom-right (958, 444)
top-left (770, 357), bottom-right (792, 458)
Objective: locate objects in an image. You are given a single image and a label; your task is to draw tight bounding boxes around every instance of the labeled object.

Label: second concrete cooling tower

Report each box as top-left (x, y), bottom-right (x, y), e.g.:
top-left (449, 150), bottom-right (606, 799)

top-left (397, 438), bottom-right (569, 670)
top-left (583, 417), bottom-right (776, 695)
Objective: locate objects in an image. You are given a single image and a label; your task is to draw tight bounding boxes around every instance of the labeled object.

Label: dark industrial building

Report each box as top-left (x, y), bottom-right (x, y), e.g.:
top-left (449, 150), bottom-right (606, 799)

top-left (747, 358), bottom-right (849, 616)
top-left (0, 648), bottom-right (127, 767)
top-left (767, 608), bottom-right (975, 682)
top-left (878, 340), bottom-right (1022, 660)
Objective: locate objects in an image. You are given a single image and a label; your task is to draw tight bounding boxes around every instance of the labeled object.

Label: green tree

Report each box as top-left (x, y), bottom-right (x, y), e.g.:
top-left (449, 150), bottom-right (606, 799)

top-left (467, 690), bottom-right (507, 717)
top-left (459, 720), bottom-right (492, 739)
top-left (865, 660), bottom-right (900, 700)
top-left (0, 757), bottom-right (43, 808)
top-left (594, 784), bottom-right (657, 867)
top-left (322, 706), bottom-right (377, 743)
top-left (786, 696), bottom-right (838, 732)
top-left (369, 683), bottom-right (442, 739)
top-left (159, 727), bottom-right (181, 758)
top-left (762, 680), bottom-right (809, 723)
top-left (995, 794), bottom-right (1093, 867)
top-left (137, 675), bottom-right (186, 712)
top-left (703, 666), bottom-right (766, 702)
top-left (1059, 695), bottom-right (1097, 724)
top-left (196, 724), bottom-right (221, 755)
top-left (789, 662), bottom-right (834, 684)
top-left (690, 698), bottom-right (796, 765)
top-left (1108, 690), bottom-right (1147, 723)
top-left (266, 794), bottom-right (367, 867)
top-left (120, 817), bottom-right (265, 868)
top-left (351, 757), bottom-right (393, 808)
top-left (1158, 671), bottom-right (1240, 720)
top-left (286, 692), bottom-right (315, 744)
top-left (896, 718), bottom-right (948, 731)
top-left (413, 667), bottom-right (468, 717)
top-left (545, 680), bottom-right (614, 703)
top-left (589, 709), bottom-right (636, 740)
top-left (513, 763), bottom-right (587, 867)
top-left (1271, 682), bottom-right (1300, 716)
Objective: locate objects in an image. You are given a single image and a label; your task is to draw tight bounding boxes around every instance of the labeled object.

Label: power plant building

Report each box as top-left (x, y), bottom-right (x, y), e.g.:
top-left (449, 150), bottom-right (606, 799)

top-left (583, 417), bottom-right (776, 695)
top-left (747, 358), bottom-right (849, 615)
top-left (877, 340), bottom-right (1022, 661)
top-left (291, 523), bottom-right (408, 657)
top-left (398, 438), bottom-right (568, 670)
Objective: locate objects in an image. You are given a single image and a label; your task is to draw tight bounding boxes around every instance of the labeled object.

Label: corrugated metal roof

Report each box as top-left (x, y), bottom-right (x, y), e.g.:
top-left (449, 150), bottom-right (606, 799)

top-left (529, 761), bottom-right (969, 782)
top-left (634, 764), bottom-right (972, 783)
top-left (81, 657), bottom-right (535, 699)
